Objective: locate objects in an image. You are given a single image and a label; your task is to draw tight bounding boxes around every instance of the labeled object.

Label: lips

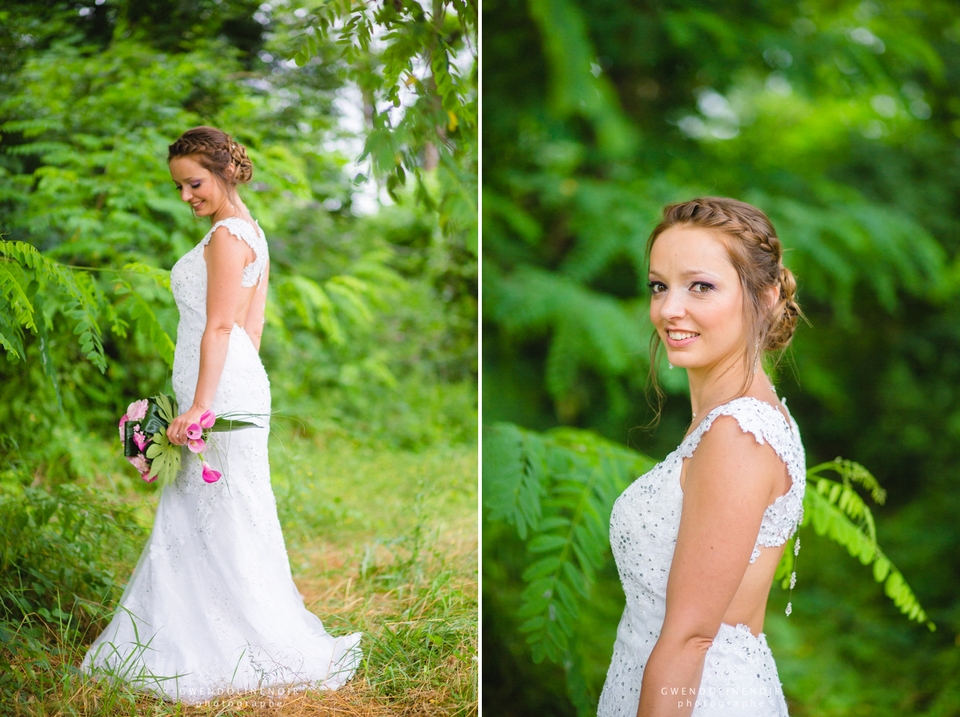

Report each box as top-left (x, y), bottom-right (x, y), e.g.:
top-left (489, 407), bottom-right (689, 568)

top-left (664, 329), bottom-right (700, 350)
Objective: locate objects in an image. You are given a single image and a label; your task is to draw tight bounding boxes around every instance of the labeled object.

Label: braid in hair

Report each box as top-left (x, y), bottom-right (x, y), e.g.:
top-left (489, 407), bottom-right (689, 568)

top-left (168, 126), bottom-right (254, 188)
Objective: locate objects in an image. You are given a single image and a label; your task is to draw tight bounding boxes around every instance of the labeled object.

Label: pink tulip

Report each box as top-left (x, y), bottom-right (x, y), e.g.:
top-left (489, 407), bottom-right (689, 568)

top-left (141, 471), bottom-right (157, 483)
top-left (118, 414), bottom-right (128, 441)
top-left (199, 410), bottom-right (216, 429)
top-left (201, 462), bottom-right (221, 483)
top-left (185, 423), bottom-right (202, 440)
top-left (187, 437), bottom-right (206, 454)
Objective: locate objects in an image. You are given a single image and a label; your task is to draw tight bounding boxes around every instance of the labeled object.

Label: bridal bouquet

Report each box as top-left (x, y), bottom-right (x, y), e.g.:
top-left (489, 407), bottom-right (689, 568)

top-left (119, 395), bottom-right (258, 488)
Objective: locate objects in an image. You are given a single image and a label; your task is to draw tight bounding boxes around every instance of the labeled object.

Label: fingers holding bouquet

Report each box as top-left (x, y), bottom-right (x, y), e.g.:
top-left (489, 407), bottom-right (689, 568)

top-left (167, 405), bottom-right (215, 448)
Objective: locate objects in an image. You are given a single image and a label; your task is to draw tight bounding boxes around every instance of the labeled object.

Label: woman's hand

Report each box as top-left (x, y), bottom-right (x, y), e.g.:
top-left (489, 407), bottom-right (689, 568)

top-left (166, 404), bottom-right (209, 446)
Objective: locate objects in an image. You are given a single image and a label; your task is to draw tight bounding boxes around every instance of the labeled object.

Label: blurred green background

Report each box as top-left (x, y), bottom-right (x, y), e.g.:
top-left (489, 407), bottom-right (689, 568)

top-left (482, 0), bottom-right (960, 714)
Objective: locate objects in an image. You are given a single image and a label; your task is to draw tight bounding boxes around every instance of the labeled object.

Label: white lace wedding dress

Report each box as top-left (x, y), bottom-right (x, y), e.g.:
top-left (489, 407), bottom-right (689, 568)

top-left (82, 217), bottom-right (361, 702)
top-left (597, 396), bottom-right (804, 717)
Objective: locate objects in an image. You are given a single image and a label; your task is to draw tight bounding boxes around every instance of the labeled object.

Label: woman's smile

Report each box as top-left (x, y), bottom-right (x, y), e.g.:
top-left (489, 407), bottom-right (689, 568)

top-left (665, 329), bottom-right (700, 345)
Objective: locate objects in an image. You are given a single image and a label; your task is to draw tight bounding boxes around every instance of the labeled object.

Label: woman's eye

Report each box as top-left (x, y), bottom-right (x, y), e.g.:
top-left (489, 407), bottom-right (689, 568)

top-left (691, 282), bottom-right (715, 293)
top-left (647, 281), bottom-right (666, 294)
top-left (191, 182), bottom-right (201, 189)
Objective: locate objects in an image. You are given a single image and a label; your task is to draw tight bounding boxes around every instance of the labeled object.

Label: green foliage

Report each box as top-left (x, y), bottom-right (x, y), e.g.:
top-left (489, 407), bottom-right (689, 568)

top-left (797, 459), bottom-right (933, 630)
top-left (293, 0), bottom-right (478, 254)
top-left (0, 241), bottom-right (112, 372)
top-left (0, 483), bottom-right (144, 635)
top-left (483, 422), bottom-right (932, 713)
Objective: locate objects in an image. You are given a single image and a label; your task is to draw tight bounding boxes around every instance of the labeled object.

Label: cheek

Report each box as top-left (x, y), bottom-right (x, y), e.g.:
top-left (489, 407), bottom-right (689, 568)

top-left (700, 295), bottom-right (744, 336)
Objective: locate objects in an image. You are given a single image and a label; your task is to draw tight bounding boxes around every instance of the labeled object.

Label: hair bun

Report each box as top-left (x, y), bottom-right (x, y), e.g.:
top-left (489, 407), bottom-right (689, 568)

top-left (227, 138), bottom-right (253, 184)
top-left (766, 265), bottom-right (800, 351)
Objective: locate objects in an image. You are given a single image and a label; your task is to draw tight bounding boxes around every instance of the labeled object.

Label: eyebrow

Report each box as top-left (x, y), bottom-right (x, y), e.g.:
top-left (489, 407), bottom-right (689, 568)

top-left (648, 268), bottom-right (723, 280)
top-left (172, 177), bottom-right (202, 184)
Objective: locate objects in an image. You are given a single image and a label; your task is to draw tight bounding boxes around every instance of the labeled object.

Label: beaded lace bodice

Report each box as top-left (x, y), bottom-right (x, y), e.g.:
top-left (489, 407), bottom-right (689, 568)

top-left (597, 396), bottom-right (803, 717)
top-left (169, 216), bottom-right (270, 419)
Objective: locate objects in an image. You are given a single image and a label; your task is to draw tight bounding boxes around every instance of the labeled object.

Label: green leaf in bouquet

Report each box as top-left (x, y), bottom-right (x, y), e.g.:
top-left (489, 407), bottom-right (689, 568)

top-left (146, 431), bottom-right (181, 488)
top-left (152, 394), bottom-right (178, 425)
top-left (210, 410), bottom-right (272, 432)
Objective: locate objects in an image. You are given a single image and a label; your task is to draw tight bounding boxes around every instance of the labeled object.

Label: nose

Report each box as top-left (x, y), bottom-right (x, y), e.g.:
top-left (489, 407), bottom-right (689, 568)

top-left (180, 187), bottom-right (193, 203)
top-left (657, 288), bottom-right (686, 321)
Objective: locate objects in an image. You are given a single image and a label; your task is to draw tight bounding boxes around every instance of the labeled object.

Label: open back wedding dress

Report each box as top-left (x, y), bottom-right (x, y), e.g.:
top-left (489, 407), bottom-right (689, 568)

top-left (82, 217), bottom-right (361, 702)
top-left (597, 396), bottom-right (804, 717)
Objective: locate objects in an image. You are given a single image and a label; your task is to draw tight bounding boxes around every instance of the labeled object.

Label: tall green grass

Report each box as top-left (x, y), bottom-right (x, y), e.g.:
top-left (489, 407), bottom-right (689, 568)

top-left (0, 432), bottom-right (477, 716)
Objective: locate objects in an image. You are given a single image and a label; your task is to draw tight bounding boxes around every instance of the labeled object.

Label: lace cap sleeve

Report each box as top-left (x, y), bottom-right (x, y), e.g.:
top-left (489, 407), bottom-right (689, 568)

top-left (202, 217), bottom-right (268, 288)
top-left (680, 396), bottom-right (795, 464)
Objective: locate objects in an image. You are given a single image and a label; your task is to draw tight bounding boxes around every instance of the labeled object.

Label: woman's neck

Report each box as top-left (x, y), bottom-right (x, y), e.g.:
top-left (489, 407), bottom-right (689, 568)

top-left (208, 194), bottom-right (247, 225)
top-left (687, 356), bottom-right (774, 420)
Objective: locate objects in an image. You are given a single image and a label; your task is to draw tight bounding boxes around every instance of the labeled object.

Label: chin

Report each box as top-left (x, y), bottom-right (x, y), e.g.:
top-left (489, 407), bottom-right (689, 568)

top-left (666, 354), bottom-right (699, 370)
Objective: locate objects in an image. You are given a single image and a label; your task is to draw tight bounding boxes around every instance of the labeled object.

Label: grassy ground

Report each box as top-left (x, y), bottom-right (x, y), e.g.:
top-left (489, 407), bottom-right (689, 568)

top-left (2, 432), bottom-right (478, 716)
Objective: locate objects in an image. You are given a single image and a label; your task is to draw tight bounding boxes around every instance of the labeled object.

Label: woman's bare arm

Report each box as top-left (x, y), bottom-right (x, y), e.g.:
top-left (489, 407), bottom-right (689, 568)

top-left (636, 416), bottom-right (783, 717)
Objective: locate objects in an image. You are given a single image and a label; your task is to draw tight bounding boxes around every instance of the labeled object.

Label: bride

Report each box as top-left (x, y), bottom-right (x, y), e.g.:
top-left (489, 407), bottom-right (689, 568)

top-left (82, 126), bottom-right (361, 702)
top-left (598, 197), bottom-right (804, 716)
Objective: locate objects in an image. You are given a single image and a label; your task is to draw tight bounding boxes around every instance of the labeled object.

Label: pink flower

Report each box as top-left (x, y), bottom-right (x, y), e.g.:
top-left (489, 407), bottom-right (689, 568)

top-left (133, 427), bottom-right (150, 451)
top-left (142, 472), bottom-right (157, 483)
top-left (187, 437), bottom-right (206, 454)
top-left (201, 462), bottom-right (221, 483)
top-left (199, 410), bottom-right (216, 429)
top-left (185, 423), bottom-right (202, 440)
top-left (127, 455), bottom-right (149, 474)
top-left (126, 399), bottom-right (148, 423)
top-left (118, 414), bottom-right (128, 441)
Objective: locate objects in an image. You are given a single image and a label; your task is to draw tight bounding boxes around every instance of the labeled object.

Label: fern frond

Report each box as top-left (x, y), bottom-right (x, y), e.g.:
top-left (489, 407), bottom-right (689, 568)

top-left (803, 485), bottom-right (933, 630)
top-left (0, 308), bottom-right (26, 359)
top-left (809, 457), bottom-right (887, 505)
top-left (277, 275), bottom-right (345, 345)
top-left (486, 265), bottom-right (649, 400)
top-left (774, 458), bottom-right (934, 630)
top-left (482, 423), bottom-right (547, 540)
top-left (121, 262), bottom-right (171, 290)
top-left (114, 277), bottom-right (175, 367)
top-left (483, 422), bottom-right (655, 664)
top-left (0, 262), bottom-right (37, 332)
top-left (0, 241), bottom-right (106, 371)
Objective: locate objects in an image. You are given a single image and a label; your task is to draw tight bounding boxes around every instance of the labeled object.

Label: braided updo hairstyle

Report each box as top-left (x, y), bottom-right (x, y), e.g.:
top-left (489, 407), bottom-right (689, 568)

top-left (647, 196), bottom-right (802, 396)
top-left (167, 126), bottom-right (253, 192)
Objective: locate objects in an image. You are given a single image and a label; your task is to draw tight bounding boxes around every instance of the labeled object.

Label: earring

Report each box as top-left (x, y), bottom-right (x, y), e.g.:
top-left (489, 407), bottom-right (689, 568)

top-left (753, 338), bottom-right (762, 374)
top-left (668, 362), bottom-right (674, 370)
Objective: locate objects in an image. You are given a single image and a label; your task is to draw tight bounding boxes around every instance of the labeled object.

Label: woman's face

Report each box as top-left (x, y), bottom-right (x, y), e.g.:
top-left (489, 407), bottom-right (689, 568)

top-left (648, 225), bottom-right (748, 374)
top-left (169, 156), bottom-right (227, 218)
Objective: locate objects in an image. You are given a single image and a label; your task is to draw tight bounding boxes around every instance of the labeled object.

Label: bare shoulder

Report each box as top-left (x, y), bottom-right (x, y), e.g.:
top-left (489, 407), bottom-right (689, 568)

top-left (207, 224), bottom-right (256, 260)
top-left (685, 414), bottom-right (785, 498)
